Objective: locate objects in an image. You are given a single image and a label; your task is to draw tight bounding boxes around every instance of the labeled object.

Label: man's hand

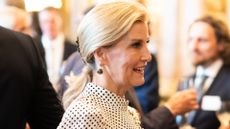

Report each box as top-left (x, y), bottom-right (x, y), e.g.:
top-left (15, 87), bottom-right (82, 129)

top-left (164, 89), bottom-right (199, 116)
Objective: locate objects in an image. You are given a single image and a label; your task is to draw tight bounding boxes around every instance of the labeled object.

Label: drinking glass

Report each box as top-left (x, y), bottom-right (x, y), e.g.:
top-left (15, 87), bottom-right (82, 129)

top-left (176, 78), bottom-right (196, 129)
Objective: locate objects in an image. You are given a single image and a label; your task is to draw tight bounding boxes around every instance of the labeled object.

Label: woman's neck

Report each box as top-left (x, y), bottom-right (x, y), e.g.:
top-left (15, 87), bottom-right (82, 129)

top-left (92, 72), bottom-right (127, 97)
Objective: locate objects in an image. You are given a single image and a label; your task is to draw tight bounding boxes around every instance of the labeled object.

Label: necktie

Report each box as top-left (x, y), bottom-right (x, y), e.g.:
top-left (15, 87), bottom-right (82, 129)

top-left (187, 74), bottom-right (208, 124)
top-left (195, 74), bottom-right (208, 101)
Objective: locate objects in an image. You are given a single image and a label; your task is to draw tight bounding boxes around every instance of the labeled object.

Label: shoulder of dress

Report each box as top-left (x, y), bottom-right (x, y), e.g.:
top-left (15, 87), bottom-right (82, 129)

top-left (67, 95), bottom-right (104, 114)
top-left (58, 99), bottom-right (105, 129)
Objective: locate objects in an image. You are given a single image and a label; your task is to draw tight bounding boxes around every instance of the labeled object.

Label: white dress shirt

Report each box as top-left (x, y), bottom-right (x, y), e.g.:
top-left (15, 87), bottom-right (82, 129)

top-left (41, 33), bottom-right (64, 91)
top-left (195, 58), bottom-right (223, 93)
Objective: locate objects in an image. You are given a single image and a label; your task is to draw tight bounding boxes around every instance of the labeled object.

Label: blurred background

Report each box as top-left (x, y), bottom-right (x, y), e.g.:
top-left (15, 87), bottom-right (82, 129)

top-left (1, 0), bottom-right (229, 100)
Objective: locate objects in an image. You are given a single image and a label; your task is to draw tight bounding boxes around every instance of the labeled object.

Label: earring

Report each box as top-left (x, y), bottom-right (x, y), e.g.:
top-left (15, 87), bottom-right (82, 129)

top-left (97, 68), bottom-right (103, 74)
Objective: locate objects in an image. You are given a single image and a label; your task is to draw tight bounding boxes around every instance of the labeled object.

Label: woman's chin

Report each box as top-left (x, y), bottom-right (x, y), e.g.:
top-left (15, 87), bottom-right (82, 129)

top-left (132, 80), bottom-right (145, 87)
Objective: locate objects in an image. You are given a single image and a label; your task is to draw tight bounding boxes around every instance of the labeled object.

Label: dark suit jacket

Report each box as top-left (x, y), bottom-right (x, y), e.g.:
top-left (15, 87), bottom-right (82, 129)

top-left (142, 106), bottom-right (178, 129)
top-left (34, 36), bottom-right (77, 69)
top-left (134, 54), bottom-right (160, 113)
top-left (190, 64), bottom-right (230, 129)
top-left (127, 88), bottom-right (178, 129)
top-left (0, 27), bottom-right (64, 129)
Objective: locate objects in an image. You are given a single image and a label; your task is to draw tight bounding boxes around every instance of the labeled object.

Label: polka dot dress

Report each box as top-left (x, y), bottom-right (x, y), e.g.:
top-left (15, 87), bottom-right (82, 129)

top-left (58, 83), bottom-right (142, 129)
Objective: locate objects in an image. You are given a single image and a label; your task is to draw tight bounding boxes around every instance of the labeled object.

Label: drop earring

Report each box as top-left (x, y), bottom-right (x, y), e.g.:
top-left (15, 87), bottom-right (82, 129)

top-left (97, 68), bottom-right (103, 74)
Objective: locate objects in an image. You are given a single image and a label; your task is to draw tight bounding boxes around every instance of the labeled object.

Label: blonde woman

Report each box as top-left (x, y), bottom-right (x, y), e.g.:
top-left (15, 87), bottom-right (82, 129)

top-left (58, 1), bottom-right (151, 128)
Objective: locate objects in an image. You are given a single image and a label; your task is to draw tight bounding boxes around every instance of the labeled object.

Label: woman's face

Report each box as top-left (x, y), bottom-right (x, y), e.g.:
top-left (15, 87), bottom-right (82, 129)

top-left (103, 22), bottom-right (151, 88)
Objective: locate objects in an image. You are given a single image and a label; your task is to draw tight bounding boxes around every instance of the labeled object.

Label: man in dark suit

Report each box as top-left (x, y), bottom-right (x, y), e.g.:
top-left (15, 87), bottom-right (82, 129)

top-left (0, 26), bottom-right (64, 129)
top-left (134, 54), bottom-right (160, 114)
top-left (37, 7), bottom-right (76, 92)
top-left (180, 16), bottom-right (230, 129)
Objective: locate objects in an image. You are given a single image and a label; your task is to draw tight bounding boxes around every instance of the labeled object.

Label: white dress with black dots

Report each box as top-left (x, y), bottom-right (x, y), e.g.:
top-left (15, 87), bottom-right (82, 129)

top-left (57, 82), bottom-right (142, 129)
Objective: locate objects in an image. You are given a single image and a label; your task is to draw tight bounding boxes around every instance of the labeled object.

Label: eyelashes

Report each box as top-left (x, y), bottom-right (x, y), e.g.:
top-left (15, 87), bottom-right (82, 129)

top-left (131, 42), bottom-right (141, 48)
top-left (131, 39), bottom-right (149, 48)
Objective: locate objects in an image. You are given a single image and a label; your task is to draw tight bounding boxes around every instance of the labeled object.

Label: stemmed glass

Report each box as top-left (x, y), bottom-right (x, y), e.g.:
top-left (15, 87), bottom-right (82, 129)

top-left (176, 78), bottom-right (196, 129)
top-left (216, 101), bottom-right (230, 129)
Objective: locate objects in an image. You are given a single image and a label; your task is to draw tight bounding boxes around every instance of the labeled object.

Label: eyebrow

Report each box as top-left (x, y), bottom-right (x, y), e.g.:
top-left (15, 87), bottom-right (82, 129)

top-left (130, 38), bottom-right (149, 42)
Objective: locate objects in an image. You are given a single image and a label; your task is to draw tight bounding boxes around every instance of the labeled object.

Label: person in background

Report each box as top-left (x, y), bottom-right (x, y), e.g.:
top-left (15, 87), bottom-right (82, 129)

top-left (58, 52), bottom-right (85, 97)
top-left (131, 53), bottom-right (160, 113)
top-left (36, 7), bottom-right (76, 92)
top-left (57, 5), bottom-right (95, 97)
top-left (0, 26), bottom-right (64, 129)
top-left (0, 6), bottom-right (62, 129)
top-left (0, 6), bottom-right (32, 36)
top-left (178, 16), bottom-right (230, 129)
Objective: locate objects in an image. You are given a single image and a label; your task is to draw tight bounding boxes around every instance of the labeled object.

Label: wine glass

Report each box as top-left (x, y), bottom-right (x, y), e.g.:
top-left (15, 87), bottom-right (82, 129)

top-left (216, 101), bottom-right (230, 128)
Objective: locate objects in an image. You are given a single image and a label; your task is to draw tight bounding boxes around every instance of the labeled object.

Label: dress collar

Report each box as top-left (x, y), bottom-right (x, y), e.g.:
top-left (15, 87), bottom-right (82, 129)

top-left (82, 82), bottom-right (129, 110)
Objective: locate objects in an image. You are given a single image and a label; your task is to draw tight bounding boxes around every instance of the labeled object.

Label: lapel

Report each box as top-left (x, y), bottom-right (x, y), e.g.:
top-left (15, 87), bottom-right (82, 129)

top-left (192, 66), bottom-right (225, 123)
top-left (203, 66), bottom-right (224, 96)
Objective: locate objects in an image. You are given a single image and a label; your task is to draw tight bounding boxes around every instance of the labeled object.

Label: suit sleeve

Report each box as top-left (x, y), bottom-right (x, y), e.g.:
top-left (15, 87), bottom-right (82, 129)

top-left (134, 54), bottom-right (160, 113)
top-left (144, 55), bottom-right (160, 110)
top-left (141, 106), bottom-right (178, 129)
top-left (20, 34), bottom-right (64, 129)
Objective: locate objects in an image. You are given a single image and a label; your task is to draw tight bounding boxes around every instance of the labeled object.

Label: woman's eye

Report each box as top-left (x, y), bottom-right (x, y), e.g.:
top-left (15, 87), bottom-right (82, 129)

top-left (132, 42), bottom-right (141, 48)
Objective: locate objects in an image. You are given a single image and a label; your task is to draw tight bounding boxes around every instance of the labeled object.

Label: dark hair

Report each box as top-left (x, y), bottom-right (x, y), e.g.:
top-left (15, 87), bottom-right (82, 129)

top-left (190, 16), bottom-right (230, 44)
top-left (190, 16), bottom-right (230, 65)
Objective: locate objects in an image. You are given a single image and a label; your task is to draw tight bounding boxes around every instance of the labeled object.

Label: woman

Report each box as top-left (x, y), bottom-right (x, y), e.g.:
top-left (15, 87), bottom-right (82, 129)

top-left (58, 1), bottom-right (151, 128)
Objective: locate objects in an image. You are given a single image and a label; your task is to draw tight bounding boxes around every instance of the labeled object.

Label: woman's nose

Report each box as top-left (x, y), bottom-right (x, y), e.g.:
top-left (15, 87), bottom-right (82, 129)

top-left (141, 46), bottom-right (152, 62)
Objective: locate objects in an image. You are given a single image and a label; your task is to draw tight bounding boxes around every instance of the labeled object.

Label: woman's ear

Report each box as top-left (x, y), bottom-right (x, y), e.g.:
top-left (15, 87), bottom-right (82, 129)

top-left (93, 48), bottom-right (106, 66)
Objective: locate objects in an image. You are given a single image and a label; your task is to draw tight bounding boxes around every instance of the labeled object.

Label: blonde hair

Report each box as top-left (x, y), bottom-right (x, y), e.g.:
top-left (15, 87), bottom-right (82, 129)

top-left (63, 1), bottom-right (149, 109)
